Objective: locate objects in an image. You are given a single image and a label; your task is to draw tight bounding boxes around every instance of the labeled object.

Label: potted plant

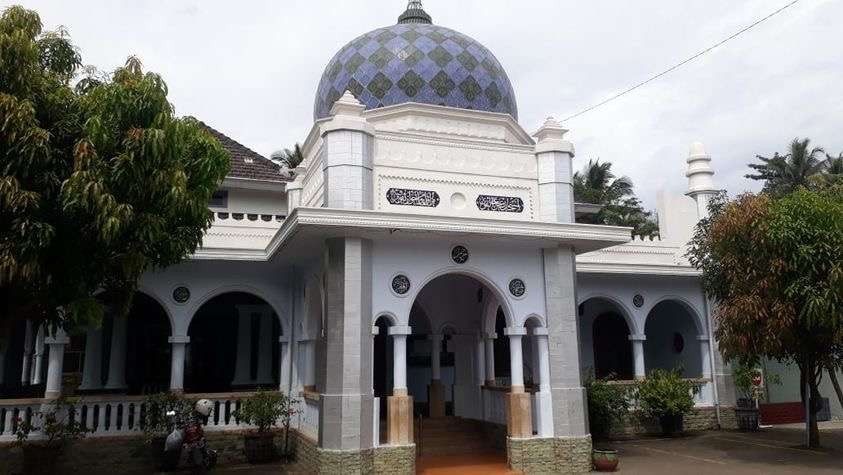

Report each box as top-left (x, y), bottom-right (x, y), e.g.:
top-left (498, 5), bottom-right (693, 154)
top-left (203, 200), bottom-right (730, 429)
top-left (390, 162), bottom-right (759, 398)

top-left (13, 397), bottom-right (88, 474)
top-left (586, 376), bottom-right (631, 472)
top-left (732, 360), bottom-right (778, 431)
top-left (235, 390), bottom-right (298, 464)
top-left (637, 368), bottom-right (698, 436)
top-left (142, 392), bottom-right (192, 470)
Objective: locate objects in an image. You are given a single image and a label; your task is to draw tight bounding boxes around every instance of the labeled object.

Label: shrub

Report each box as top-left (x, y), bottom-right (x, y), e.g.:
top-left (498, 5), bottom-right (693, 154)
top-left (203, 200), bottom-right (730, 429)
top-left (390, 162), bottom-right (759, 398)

top-left (142, 392), bottom-right (192, 441)
top-left (13, 397), bottom-right (88, 448)
top-left (586, 377), bottom-right (632, 438)
top-left (235, 390), bottom-right (298, 434)
top-left (637, 368), bottom-right (697, 419)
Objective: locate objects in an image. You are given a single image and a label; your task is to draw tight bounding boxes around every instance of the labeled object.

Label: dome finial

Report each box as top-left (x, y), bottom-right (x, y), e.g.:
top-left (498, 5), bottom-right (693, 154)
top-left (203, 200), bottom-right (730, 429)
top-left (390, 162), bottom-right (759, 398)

top-left (398, 1), bottom-right (433, 24)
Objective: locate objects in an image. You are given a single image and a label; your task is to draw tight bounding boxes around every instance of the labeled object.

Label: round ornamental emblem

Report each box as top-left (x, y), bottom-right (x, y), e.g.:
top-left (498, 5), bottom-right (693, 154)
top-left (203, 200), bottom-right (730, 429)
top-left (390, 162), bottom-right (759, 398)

top-left (391, 275), bottom-right (411, 295)
top-left (633, 294), bottom-right (644, 308)
top-left (173, 286), bottom-right (191, 304)
top-left (451, 245), bottom-right (470, 264)
top-left (509, 279), bottom-right (526, 298)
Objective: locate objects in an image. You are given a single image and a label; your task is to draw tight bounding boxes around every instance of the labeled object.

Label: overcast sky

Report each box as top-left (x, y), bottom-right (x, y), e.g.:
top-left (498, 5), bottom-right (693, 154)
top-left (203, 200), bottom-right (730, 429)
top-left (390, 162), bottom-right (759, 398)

top-left (6, 0), bottom-right (843, 208)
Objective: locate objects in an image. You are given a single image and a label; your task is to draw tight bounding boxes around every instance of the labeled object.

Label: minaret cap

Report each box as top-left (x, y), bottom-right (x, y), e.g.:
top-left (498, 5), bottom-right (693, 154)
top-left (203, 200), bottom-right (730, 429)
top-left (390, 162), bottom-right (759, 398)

top-left (686, 141), bottom-right (716, 195)
top-left (398, 1), bottom-right (433, 24)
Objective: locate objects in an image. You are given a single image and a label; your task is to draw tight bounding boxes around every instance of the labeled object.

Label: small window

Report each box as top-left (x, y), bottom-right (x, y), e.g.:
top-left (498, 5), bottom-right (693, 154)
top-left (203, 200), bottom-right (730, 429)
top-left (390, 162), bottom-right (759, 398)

top-left (209, 190), bottom-right (229, 209)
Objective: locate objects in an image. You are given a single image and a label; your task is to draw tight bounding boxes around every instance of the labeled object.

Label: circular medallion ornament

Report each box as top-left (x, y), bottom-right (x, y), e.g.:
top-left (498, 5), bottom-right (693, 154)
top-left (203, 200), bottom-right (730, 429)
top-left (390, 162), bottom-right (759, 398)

top-left (451, 245), bottom-right (470, 264)
top-left (173, 286), bottom-right (191, 304)
top-left (633, 294), bottom-right (644, 308)
top-left (391, 275), bottom-right (411, 295)
top-left (509, 279), bottom-right (526, 298)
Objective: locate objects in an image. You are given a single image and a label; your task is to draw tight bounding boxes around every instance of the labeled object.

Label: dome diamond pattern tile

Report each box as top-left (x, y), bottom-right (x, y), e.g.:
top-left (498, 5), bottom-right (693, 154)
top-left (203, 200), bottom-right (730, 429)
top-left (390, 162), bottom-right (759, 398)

top-left (314, 24), bottom-right (517, 120)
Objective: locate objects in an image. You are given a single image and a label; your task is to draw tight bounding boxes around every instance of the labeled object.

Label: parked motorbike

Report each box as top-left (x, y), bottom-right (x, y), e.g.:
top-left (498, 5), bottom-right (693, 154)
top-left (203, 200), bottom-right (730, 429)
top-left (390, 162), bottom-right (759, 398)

top-left (163, 399), bottom-right (218, 473)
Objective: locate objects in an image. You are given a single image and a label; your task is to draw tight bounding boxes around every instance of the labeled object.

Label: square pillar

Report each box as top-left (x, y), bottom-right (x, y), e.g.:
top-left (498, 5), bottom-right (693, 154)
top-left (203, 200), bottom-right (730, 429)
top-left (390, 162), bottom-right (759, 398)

top-left (534, 118), bottom-right (575, 223)
top-left (318, 237), bottom-right (375, 451)
top-left (321, 92), bottom-right (375, 210)
top-left (44, 330), bottom-right (70, 399)
top-left (169, 336), bottom-right (189, 393)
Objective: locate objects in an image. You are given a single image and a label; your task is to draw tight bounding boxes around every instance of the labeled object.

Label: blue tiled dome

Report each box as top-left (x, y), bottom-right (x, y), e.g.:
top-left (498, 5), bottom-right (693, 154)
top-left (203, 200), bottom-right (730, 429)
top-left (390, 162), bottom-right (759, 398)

top-left (314, 16), bottom-right (518, 121)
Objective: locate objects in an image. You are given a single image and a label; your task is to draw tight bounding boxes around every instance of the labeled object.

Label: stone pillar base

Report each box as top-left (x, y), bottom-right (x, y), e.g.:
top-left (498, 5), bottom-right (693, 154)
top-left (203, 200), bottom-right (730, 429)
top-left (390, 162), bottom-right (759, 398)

top-left (507, 435), bottom-right (592, 474)
top-left (428, 380), bottom-right (446, 418)
top-left (506, 392), bottom-right (532, 438)
top-left (294, 430), bottom-right (415, 474)
top-left (387, 394), bottom-right (414, 445)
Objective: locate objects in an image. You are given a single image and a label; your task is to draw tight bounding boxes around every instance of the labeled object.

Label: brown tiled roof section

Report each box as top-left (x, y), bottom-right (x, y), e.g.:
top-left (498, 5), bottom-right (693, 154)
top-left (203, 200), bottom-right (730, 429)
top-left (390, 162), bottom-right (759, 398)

top-left (200, 123), bottom-right (289, 183)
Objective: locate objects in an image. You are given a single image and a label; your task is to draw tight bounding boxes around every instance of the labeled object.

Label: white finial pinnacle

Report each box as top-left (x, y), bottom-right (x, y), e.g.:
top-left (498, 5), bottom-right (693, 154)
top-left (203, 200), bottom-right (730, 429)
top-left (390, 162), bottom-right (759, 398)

top-left (686, 141), bottom-right (716, 195)
top-left (330, 90), bottom-right (366, 117)
top-left (533, 116), bottom-right (568, 143)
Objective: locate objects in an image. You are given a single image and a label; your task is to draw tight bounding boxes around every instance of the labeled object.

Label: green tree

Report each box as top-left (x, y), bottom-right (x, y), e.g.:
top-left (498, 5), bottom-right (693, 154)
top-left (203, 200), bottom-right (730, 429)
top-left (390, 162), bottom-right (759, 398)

top-left (746, 138), bottom-right (827, 196)
top-left (1, 5), bottom-right (230, 337)
top-left (687, 187), bottom-right (843, 447)
top-left (272, 143), bottom-right (304, 170)
top-left (0, 5), bottom-right (104, 338)
top-left (573, 159), bottom-right (659, 238)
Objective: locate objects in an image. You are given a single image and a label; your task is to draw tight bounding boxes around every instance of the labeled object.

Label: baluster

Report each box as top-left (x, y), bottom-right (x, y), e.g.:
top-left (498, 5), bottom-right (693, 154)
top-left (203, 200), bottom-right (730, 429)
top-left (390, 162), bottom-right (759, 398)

top-left (93, 404), bottom-right (101, 435)
top-left (0, 408), bottom-right (8, 435)
top-left (128, 403), bottom-right (136, 431)
top-left (224, 401), bottom-right (231, 426)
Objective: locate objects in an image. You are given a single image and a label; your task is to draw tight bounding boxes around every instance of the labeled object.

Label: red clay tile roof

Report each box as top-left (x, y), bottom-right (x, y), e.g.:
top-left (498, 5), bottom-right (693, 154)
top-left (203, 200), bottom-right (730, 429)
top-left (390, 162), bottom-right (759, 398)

top-left (200, 123), bottom-right (290, 183)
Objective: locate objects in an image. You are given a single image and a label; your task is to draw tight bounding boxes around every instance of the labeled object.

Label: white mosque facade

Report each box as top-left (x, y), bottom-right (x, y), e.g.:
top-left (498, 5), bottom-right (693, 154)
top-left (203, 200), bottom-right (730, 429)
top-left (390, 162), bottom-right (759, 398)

top-left (0, 2), bottom-right (742, 473)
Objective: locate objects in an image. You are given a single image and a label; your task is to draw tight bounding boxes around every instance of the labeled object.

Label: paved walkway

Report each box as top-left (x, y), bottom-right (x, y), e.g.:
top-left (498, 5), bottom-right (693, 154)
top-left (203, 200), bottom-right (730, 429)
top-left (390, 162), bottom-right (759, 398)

top-left (611, 422), bottom-right (843, 474)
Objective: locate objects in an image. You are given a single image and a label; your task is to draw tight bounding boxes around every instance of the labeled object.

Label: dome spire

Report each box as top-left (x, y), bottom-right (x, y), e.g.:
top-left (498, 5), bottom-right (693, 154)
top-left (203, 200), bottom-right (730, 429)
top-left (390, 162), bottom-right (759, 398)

top-left (398, 1), bottom-right (433, 24)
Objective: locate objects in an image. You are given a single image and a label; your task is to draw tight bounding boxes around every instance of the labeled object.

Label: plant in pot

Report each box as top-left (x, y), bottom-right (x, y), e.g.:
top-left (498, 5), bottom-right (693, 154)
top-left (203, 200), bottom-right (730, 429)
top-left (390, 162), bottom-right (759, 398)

top-left (637, 368), bottom-right (698, 437)
top-left (586, 375), bottom-right (631, 472)
top-left (732, 359), bottom-right (779, 431)
top-left (142, 392), bottom-right (192, 470)
top-left (13, 397), bottom-right (88, 474)
top-left (235, 390), bottom-right (299, 464)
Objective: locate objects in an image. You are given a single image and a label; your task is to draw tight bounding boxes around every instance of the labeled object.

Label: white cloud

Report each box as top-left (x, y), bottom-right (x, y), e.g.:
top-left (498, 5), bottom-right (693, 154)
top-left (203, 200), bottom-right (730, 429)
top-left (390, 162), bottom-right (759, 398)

top-left (7, 0), bottom-right (842, 207)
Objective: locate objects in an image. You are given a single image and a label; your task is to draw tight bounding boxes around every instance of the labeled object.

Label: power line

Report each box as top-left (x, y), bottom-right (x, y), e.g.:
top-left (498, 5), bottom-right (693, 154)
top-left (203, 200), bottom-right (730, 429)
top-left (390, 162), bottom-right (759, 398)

top-left (560, 0), bottom-right (803, 123)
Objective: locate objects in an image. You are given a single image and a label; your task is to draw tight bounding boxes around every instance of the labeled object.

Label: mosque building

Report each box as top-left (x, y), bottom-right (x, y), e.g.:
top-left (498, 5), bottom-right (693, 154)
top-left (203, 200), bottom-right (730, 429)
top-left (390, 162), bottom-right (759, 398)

top-left (0, 2), bottom-right (740, 473)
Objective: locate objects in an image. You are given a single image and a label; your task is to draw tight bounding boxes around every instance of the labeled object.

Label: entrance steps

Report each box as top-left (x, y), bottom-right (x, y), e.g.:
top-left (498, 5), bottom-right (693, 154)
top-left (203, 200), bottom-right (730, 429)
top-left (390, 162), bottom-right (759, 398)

top-left (416, 416), bottom-right (497, 457)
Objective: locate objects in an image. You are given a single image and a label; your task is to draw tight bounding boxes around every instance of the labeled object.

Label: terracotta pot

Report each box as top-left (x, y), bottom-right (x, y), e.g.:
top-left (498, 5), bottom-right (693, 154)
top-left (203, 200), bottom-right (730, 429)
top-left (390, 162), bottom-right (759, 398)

top-left (244, 432), bottom-right (276, 464)
top-left (22, 444), bottom-right (62, 475)
top-left (592, 449), bottom-right (619, 472)
top-left (659, 414), bottom-right (684, 437)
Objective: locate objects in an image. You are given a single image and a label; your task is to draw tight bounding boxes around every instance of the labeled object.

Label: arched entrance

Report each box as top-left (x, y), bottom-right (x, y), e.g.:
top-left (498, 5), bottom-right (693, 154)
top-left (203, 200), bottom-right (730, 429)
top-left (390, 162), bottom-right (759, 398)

top-left (579, 297), bottom-right (634, 380)
top-left (76, 292), bottom-right (171, 395)
top-left (186, 292), bottom-right (281, 393)
top-left (644, 300), bottom-right (703, 378)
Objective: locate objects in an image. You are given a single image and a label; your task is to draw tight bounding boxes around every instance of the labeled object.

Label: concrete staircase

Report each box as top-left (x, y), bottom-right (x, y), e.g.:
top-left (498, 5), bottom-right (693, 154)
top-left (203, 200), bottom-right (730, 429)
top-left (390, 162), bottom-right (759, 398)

top-left (416, 417), bottom-right (497, 457)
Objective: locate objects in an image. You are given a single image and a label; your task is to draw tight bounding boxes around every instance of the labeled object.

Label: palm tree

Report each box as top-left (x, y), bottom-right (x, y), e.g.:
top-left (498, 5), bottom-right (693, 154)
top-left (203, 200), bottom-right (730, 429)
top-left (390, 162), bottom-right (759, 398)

top-left (573, 159), bottom-right (658, 237)
top-left (271, 143), bottom-right (305, 170)
top-left (746, 138), bottom-right (826, 195)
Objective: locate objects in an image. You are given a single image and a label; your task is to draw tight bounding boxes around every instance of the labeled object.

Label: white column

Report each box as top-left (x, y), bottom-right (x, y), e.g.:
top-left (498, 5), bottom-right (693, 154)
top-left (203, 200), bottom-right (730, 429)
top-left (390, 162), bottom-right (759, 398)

top-left (430, 334), bottom-right (442, 381)
top-left (505, 327), bottom-right (527, 391)
top-left (279, 339), bottom-right (292, 392)
top-left (21, 320), bottom-right (33, 385)
top-left (105, 314), bottom-right (128, 390)
top-left (168, 336), bottom-right (189, 393)
top-left (484, 333), bottom-right (496, 385)
top-left (389, 326), bottom-right (411, 395)
top-left (44, 330), bottom-right (70, 399)
top-left (79, 327), bottom-right (104, 390)
top-left (255, 312), bottom-right (274, 384)
top-left (699, 336), bottom-right (712, 378)
top-left (630, 334), bottom-right (646, 380)
top-left (533, 328), bottom-right (555, 437)
top-left (31, 327), bottom-right (45, 385)
top-left (534, 117), bottom-right (576, 223)
top-left (303, 339), bottom-right (317, 389)
top-left (322, 91), bottom-right (375, 210)
top-left (232, 307), bottom-right (253, 386)
top-left (475, 333), bottom-right (486, 386)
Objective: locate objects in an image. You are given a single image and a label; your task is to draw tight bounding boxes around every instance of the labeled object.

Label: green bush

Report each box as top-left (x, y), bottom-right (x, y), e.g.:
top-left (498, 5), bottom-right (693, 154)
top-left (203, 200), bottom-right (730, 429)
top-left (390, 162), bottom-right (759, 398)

top-left (235, 390), bottom-right (298, 434)
top-left (142, 392), bottom-right (192, 441)
top-left (586, 377), bottom-right (631, 438)
top-left (637, 368), bottom-right (697, 419)
top-left (13, 397), bottom-right (88, 448)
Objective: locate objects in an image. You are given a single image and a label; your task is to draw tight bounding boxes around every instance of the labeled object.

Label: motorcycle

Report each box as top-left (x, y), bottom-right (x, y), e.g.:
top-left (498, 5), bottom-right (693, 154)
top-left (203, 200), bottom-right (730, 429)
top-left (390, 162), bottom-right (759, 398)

top-left (163, 399), bottom-right (218, 473)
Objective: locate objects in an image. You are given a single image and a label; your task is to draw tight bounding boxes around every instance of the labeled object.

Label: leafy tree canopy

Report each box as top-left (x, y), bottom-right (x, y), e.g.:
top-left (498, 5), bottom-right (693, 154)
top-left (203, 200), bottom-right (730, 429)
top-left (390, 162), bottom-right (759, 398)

top-left (688, 186), bottom-right (843, 446)
top-left (573, 159), bottom-right (659, 238)
top-left (747, 138), bottom-right (841, 196)
top-left (0, 5), bottom-right (230, 338)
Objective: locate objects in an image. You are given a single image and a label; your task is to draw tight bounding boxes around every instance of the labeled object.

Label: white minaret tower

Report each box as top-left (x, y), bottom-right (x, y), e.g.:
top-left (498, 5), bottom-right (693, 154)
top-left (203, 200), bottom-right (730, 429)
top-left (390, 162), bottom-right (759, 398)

top-left (685, 141), bottom-right (717, 219)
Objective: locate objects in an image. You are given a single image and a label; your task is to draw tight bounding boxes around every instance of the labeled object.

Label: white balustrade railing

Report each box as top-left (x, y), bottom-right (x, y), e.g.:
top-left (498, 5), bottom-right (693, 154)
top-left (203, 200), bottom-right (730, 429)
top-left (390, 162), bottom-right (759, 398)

top-left (0, 392), bottom-right (286, 443)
